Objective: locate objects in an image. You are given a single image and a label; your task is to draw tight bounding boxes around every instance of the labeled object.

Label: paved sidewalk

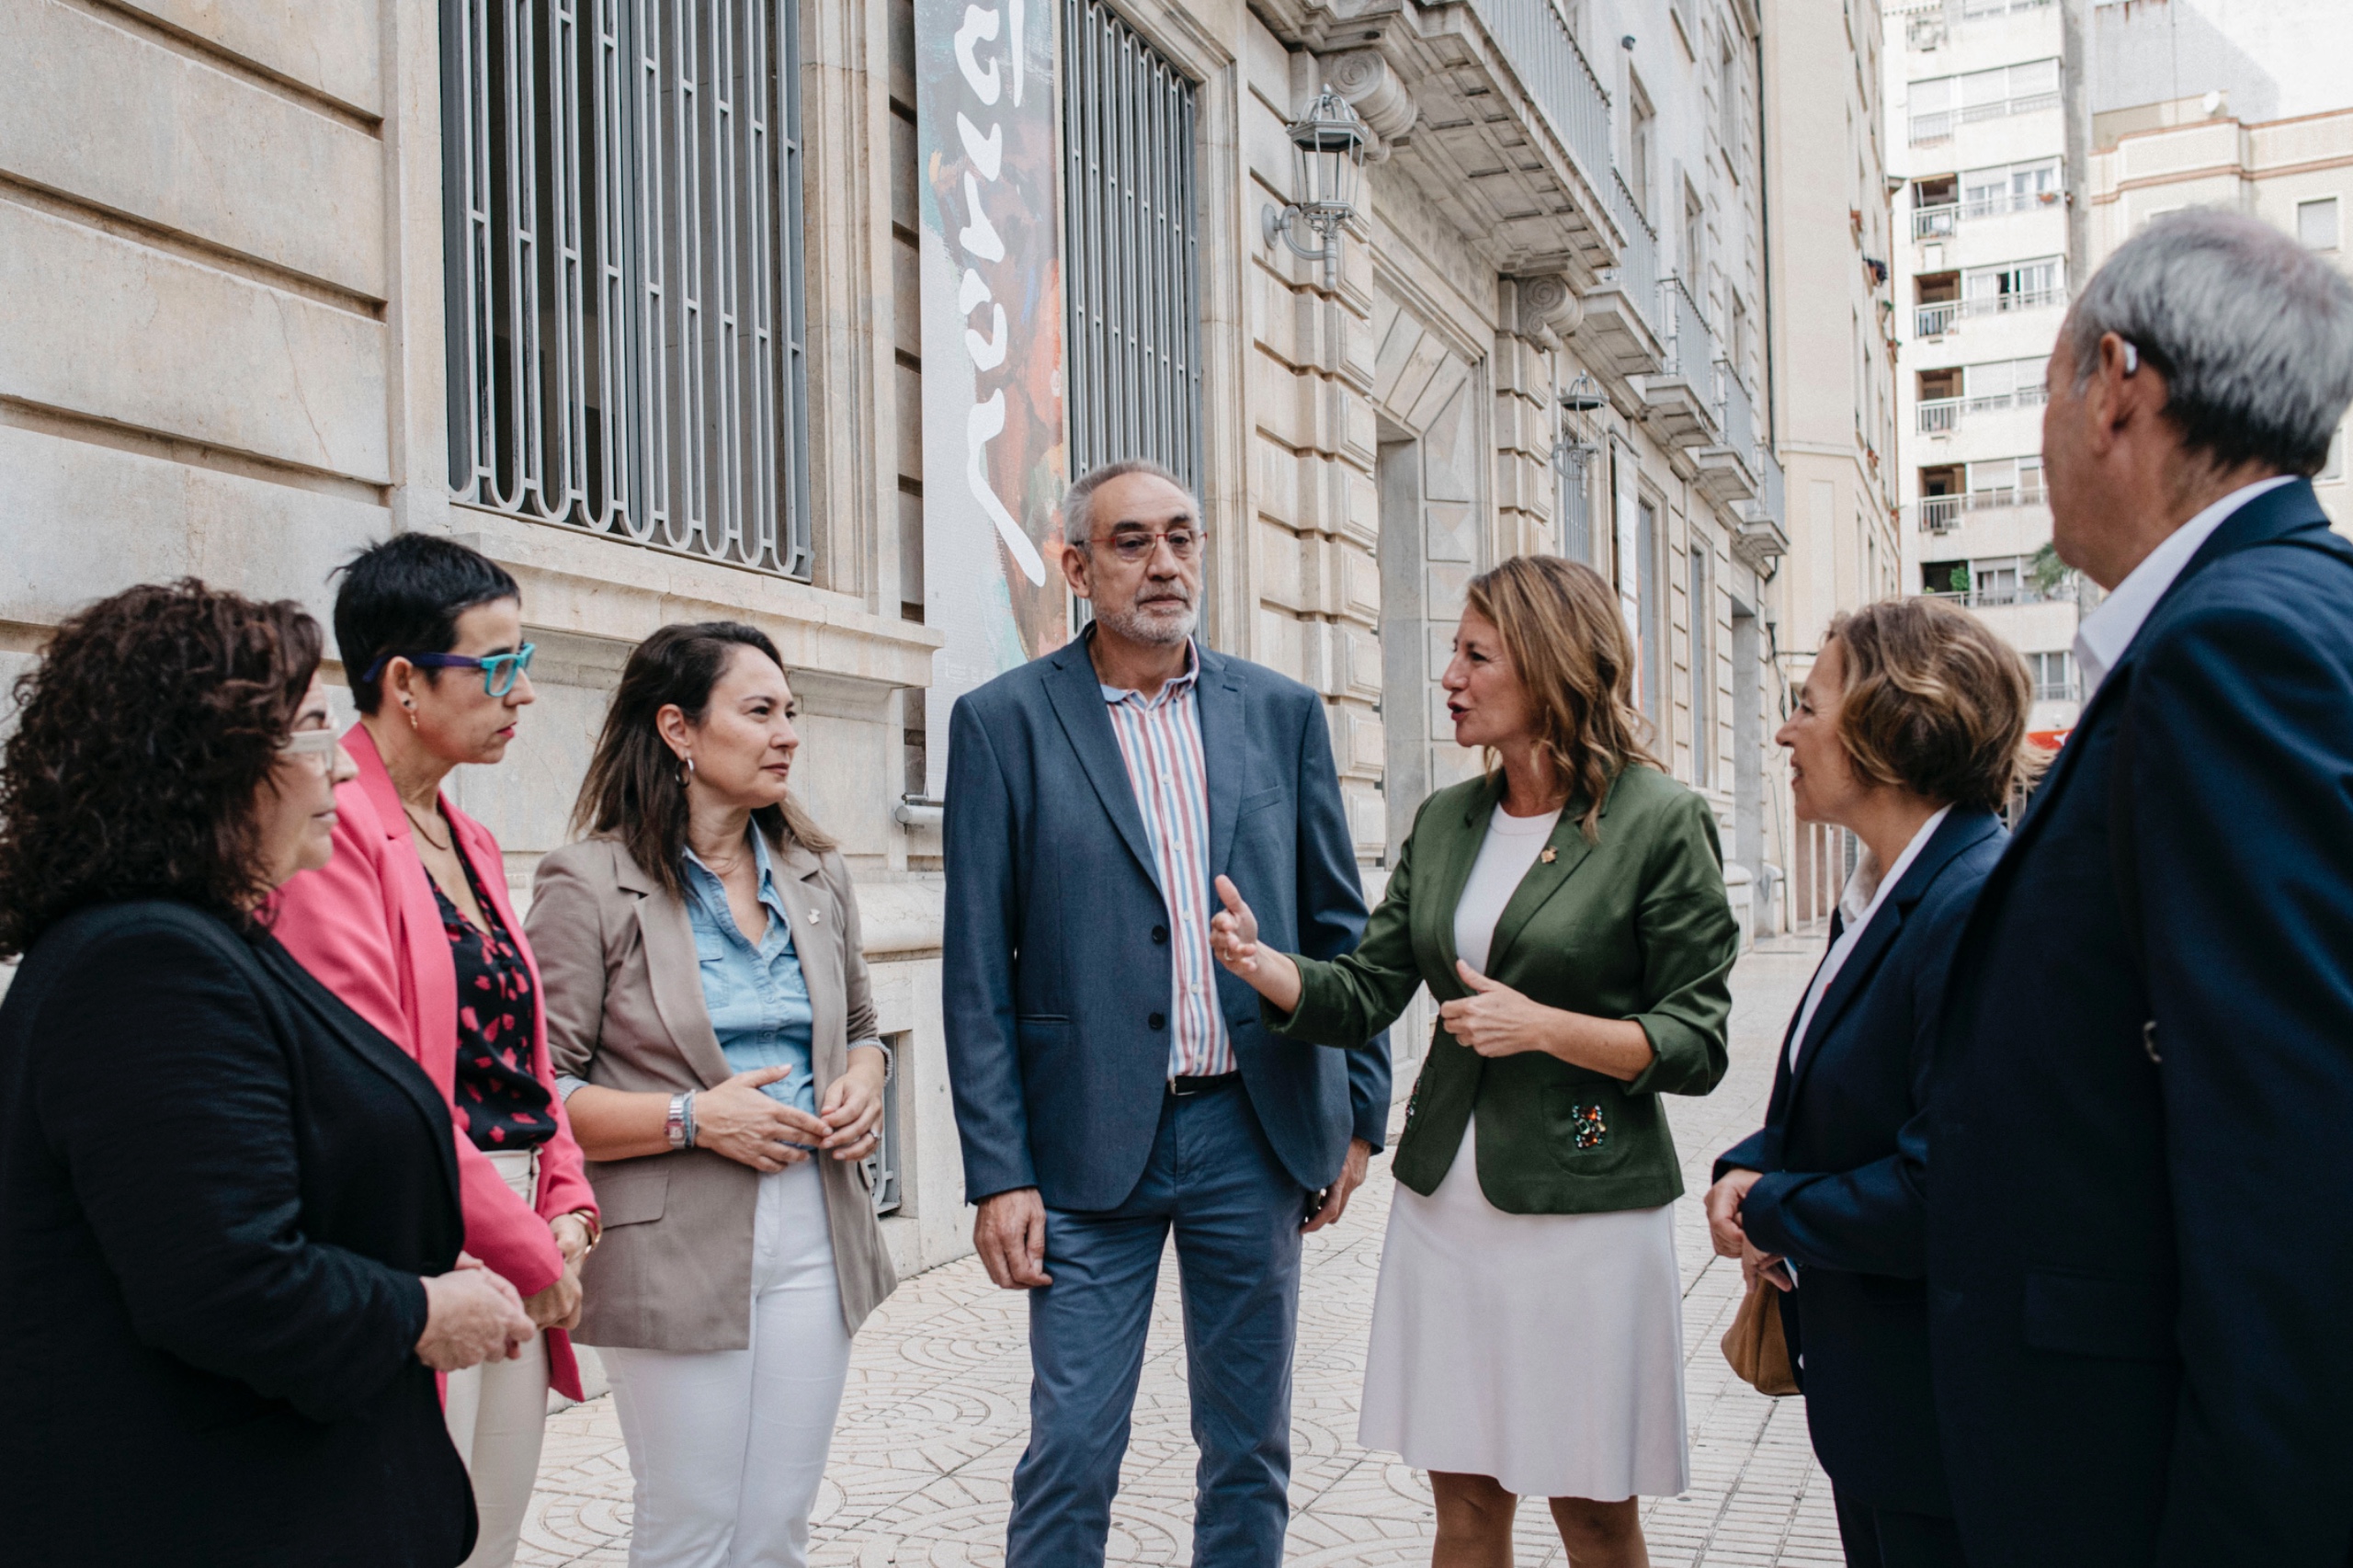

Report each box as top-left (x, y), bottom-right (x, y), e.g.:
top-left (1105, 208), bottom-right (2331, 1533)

top-left (519, 941), bottom-right (1836, 1566)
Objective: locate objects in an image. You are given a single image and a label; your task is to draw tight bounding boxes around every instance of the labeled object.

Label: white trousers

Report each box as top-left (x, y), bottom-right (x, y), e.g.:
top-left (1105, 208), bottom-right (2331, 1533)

top-left (602, 1159), bottom-right (852, 1568)
top-left (445, 1149), bottom-right (553, 1568)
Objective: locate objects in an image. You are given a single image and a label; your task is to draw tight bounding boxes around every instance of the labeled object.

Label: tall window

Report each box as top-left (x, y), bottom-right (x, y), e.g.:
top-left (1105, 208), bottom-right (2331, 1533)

top-left (1062, 0), bottom-right (1203, 487)
top-left (1637, 498), bottom-right (1661, 728)
top-left (441, 0), bottom-right (812, 578)
top-left (1627, 76), bottom-right (1655, 221)
top-left (1554, 426), bottom-right (1594, 564)
top-left (1687, 541), bottom-right (1711, 789)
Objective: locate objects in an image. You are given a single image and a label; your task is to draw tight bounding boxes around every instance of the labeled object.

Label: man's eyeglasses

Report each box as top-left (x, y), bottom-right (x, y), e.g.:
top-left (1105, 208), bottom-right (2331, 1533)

top-left (1095, 527), bottom-right (1203, 564)
top-left (362, 643), bottom-right (538, 698)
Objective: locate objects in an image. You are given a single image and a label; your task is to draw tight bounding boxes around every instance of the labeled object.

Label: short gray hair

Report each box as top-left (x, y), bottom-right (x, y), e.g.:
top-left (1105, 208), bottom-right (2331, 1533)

top-left (2067, 209), bottom-right (2353, 475)
top-left (1060, 459), bottom-right (1199, 551)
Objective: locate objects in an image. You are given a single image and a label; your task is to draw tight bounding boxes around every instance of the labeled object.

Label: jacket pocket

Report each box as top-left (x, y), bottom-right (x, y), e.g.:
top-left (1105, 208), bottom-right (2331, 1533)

top-left (1540, 1083), bottom-right (1635, 1173)
top-left (1239, 785), bottom-right (1287, 816)
top-left (2021, 1267), bottom-right (2177, 1361)
top-left (590, 1160), bottom-right (671, 1227)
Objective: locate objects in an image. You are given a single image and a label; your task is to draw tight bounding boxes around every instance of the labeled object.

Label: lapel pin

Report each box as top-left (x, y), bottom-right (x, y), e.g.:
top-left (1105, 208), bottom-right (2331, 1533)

top-left (1540, 846), bottom-right (1558, 864)
top-left (808, 909), bottom-right (824, 924)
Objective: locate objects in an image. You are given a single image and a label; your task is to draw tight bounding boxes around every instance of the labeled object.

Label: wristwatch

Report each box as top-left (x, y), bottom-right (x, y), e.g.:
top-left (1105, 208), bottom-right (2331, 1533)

top-left (665, 1091), bottom-right (697, 1152)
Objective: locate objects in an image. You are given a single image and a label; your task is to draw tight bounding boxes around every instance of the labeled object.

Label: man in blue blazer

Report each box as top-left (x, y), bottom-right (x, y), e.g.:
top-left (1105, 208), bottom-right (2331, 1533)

top-left (1927, 211), bottom-right (2353, 1565)
top-left (943, 459), bottom-right (1389, 1568)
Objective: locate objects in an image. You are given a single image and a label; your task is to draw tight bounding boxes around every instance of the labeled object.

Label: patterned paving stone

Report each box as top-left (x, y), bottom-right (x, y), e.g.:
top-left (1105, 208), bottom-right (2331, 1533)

top-left (518, 942), bottom-right (1840, 1566)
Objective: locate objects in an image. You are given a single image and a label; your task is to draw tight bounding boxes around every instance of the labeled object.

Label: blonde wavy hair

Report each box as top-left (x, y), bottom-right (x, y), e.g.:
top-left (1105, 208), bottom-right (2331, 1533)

top-left (1462, 554), bottom-right (1662, 841)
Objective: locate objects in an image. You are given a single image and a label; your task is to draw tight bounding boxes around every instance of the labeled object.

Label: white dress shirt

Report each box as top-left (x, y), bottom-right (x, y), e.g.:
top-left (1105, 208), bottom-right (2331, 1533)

top-left (1787, 806), bottom-right (1951, 1069)
top-left (2072, 475), bottom-right (2297, 698)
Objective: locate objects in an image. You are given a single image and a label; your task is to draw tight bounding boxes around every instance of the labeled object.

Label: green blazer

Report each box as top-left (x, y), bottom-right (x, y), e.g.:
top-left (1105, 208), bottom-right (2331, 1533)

top-left (1270, 765), bottom-right (1737, 1214)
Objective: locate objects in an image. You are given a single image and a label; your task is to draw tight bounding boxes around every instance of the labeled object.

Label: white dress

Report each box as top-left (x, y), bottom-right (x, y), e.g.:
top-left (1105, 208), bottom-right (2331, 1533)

top-left (1356, 804), bottom-right (1690, 1502)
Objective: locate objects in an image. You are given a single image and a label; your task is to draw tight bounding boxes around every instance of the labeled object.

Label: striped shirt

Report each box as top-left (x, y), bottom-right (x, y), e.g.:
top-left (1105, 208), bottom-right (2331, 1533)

top-left (1101, 642), bottom-right (1233, 1079)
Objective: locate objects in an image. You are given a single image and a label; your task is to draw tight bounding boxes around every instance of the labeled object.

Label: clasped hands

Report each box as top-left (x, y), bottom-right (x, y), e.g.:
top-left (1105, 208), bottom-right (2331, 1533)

top-left (691, 1051), bottom-right (891, 1175)
top-left (1703, 1167), bottom-right (1794, 1292)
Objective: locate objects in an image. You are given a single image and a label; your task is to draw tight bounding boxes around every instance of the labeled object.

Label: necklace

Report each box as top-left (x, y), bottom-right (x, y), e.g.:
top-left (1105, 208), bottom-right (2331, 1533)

top-left (403, 801), bottom-right (453, 853)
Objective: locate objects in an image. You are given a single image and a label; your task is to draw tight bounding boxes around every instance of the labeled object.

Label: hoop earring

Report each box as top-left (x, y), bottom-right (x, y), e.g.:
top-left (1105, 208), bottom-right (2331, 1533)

top-left (678, 755), bottom-right (696, 789)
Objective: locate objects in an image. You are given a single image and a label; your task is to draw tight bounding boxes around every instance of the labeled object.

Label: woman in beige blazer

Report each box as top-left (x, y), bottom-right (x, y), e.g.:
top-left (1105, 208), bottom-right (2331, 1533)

top-left (528, 621), bottom-right (897, 1568)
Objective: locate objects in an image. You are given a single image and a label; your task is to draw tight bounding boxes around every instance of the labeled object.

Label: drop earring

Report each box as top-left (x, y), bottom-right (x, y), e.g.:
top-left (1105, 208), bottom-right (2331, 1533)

top-left (404, 700), bottom-right (419, 733)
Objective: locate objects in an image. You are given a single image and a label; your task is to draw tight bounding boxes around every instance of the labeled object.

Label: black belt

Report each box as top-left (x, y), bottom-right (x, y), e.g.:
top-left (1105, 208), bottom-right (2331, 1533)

top-left (1167, 1072), bottom-right (1241, 1098)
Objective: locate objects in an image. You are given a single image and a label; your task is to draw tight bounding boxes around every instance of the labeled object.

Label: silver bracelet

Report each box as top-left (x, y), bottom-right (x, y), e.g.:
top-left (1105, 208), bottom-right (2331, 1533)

top-left (683, 1091), bottom-right (698, 1149)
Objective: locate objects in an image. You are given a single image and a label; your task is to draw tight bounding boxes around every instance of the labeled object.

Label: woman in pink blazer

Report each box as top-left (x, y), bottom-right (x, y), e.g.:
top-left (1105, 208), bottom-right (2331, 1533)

top-left (276, 536), bottom-right (597, 1568)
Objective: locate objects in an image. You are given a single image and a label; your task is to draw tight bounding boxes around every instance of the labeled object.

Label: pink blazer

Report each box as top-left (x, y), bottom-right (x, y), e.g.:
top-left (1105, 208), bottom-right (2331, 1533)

top-left (272, 724), bottom-right (597, 1400)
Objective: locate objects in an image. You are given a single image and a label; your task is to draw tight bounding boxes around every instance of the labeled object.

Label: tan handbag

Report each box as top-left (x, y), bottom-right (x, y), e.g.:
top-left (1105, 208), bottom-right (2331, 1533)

top-left (1722, 1276), bottom-right (1800, 1395)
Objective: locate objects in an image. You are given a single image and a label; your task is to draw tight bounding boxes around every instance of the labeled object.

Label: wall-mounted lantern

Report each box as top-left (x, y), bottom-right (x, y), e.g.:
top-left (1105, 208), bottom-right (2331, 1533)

top-left (1263, 85), bottom-right (1370, 289)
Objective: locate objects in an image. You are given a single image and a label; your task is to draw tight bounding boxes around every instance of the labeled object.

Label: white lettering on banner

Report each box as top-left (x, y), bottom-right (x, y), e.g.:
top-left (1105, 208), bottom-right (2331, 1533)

top-left (960, 173), bottom-right (1006, 261)
top-left (954, 6), bottom-right (1002, 102)
top-left (968, 392), bottom-right (1049, 582)
top-left (1009, 0), bottom-right (1025, 105)
top-left (957, 113), bottom-right (1005, 179)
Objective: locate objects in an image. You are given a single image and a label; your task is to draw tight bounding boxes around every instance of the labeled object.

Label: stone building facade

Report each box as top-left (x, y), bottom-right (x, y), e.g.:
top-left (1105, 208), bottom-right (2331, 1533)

top-left (0, 0), bottom-right (1885, 1273)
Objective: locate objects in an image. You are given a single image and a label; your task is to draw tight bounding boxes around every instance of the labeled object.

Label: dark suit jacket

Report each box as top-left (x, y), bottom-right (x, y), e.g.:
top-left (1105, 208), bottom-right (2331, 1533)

top-left (943, 631), bottom-right (1389, 1211)
top-left (1928, 478), bottom-right (2353, 1567)
top-left (0, 902), bottom-right (473, 1567)
top-left (1717, 805), bottom-right (2004, 1516)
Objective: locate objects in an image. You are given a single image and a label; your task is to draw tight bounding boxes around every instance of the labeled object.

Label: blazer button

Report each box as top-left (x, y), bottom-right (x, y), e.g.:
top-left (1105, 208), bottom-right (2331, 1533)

top-left (1152, 925), bottom-right (1169, 945)
top-left (1148, 1012), bottom-right (1166, 1030)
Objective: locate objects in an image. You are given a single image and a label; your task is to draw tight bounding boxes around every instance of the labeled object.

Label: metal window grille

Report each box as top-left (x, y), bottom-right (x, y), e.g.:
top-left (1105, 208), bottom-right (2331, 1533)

top-left (441, 0), bottom-right (812, 578)
top-left (1688, 542), bottom-right (1711, 790)
top-left (860, 1036), bottom-right (904, 1215)
top-left (1554, 424), bottom-right (1594, 565)
top-left (1061, 0), bottom-right (1204, 490)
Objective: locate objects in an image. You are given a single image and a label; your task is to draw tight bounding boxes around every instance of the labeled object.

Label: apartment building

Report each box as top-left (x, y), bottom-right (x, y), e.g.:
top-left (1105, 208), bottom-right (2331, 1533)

top-left (2086, 0), bottom-right (2353, 528)
top-left (0, 0), bottom-right (1888, 1267)
top-left (1760, 0), bottom-right (1901, 922)
top-left (1884, 0), bottom-right (2082, 733)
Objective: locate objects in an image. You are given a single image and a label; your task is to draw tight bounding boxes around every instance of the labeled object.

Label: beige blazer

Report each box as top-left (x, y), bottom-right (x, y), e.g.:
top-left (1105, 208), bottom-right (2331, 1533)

top-left (527, 831), bottom-right (898, 1351)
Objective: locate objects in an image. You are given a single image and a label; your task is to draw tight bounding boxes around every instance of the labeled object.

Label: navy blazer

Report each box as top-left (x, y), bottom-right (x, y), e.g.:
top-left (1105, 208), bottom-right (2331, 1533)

top-left (1928, 479), bottom-right (2353, 1567)
top-left (943, 631), bottom-right (1390, 1211)
top-left (1717, 805), bottom-right (2004, 1517)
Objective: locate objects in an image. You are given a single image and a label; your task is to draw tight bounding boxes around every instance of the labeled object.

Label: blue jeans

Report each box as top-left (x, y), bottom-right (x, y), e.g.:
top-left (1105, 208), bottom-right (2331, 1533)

top-left (1006, 1082), bottom-right (1309, 1568)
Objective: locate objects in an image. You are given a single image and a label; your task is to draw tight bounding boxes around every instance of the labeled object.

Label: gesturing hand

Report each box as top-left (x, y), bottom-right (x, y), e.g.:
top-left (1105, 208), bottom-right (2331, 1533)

top-left (1705, 1168), bottom-right (1764, 1259)
top-left (1210, 875), bottom-right (1302, 1014)
top-left (695, 1065), bottom-right (831, 1173)
top-left (1438, 961), bottom-right (1559, 1058)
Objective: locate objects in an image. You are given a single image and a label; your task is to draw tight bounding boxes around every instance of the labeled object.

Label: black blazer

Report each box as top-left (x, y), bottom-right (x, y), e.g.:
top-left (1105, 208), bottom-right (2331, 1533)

top-left (1929, 479), bottom-right (2353, 1567)
top-left (0, 901), bottom-right (474, 1566)
top-left (1717, 805), bottom-right (2004, 1516)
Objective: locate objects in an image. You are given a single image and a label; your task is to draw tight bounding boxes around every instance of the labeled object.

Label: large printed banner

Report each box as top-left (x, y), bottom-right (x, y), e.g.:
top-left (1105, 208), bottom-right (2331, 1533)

top-left (917, 0), bottom-right (1068, 795)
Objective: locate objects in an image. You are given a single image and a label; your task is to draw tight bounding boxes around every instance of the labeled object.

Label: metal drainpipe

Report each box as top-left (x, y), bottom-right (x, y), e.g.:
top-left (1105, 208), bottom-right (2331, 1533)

top-left (1755, 24), bottom-right (1776, 454)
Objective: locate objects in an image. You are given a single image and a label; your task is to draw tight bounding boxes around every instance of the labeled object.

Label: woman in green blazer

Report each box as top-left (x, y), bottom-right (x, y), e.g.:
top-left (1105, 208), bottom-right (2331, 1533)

top-left (1211, 554), bottom-right (1739, 1568)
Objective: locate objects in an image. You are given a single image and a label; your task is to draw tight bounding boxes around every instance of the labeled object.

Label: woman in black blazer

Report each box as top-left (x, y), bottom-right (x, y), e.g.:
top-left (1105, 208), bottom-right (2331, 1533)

top-left (1708, 598), bottom-right (2040, 1568)
top-left (0, 582), bottom-right (537, 1567)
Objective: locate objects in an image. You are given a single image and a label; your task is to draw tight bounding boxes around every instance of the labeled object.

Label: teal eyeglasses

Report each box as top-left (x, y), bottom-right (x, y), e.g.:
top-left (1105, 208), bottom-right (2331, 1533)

top-left (364, 643), bottom-right (538, 698)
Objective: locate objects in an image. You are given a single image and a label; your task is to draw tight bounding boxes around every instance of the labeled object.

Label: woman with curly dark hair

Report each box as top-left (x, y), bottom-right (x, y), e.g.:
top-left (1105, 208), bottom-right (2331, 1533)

top-left (0, 580), bottom-right (535, 1567)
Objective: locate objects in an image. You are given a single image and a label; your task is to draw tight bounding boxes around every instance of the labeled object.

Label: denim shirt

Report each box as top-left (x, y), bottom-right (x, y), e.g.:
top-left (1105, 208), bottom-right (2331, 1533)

top-left (681, 832), bottom-right (817, 1117)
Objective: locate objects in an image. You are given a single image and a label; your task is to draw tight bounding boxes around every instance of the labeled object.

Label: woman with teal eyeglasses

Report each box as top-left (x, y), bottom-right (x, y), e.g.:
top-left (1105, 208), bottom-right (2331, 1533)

top-left (275, 534), bottom-right (600, 1568)
top-left (529, 621), bottom-right (898, 1568)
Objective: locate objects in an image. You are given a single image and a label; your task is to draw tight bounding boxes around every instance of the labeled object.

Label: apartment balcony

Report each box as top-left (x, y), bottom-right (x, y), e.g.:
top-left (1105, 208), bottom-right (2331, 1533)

top-left (1695, 364), bottom-right (1763, 505)
top-left (1911, 484), bottom-right (2050, 535)
top-left (1640, 277), bottom-right (1722, 449)
top-left (1576, 171), bottom-right (1667, 381)
top-left (1733, 446), bottom-right (1789, 574)
top-left (1911, 188), bottom-right (2065, 241)
top-left (1257, 0), bottom-right (1624, 279)
top-left (1909, 87), bottom-right (2061, 148)
top-left (1915, 382), bottom-right (2045, 435)
top-left (1896, 0), bottom-right (2054, 55)
top-left (1913, 287), bottom-right (2065, 340)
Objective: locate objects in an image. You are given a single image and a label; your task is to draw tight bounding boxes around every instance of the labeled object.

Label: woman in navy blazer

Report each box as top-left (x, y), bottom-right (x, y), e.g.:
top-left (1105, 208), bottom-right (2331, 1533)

top-left (1708, 598), bottom-right (2039, 1568)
